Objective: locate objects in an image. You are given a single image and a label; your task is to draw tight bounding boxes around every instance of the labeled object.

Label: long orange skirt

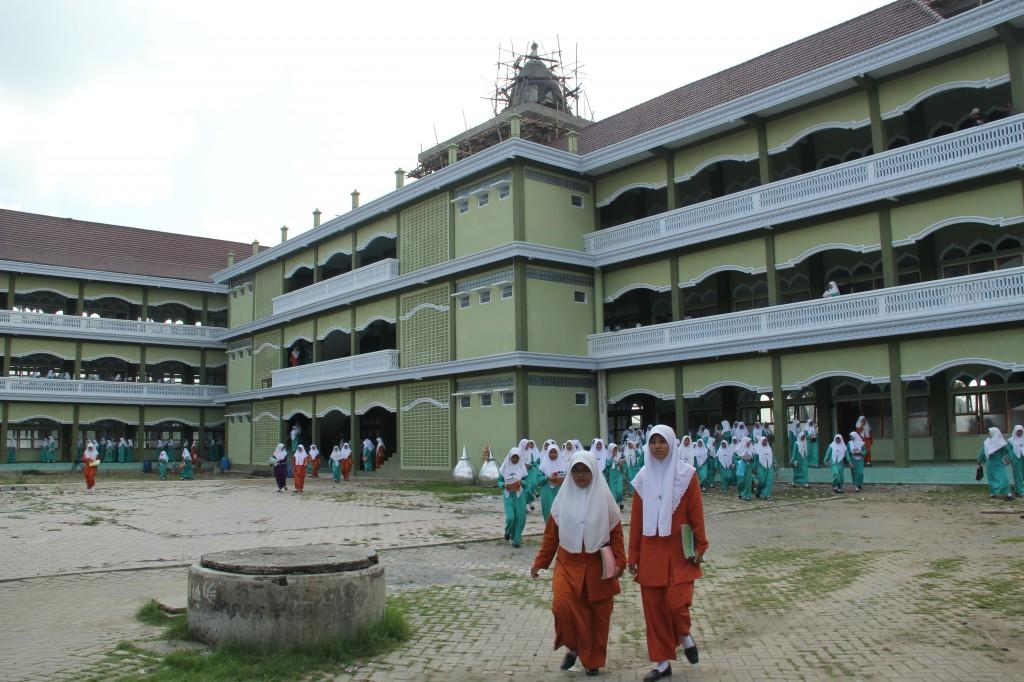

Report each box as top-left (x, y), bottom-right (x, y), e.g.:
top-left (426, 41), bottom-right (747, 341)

top-left (294, 463), bottom-right (306, 492)
top-left (640, 582), bottom-right (694, 662)
top-left (552, 581), bottom-right (613, 669)
top-left (83, 465), bottom-right (96, 490)
top-left (341, 459), bottom-right (352, 481)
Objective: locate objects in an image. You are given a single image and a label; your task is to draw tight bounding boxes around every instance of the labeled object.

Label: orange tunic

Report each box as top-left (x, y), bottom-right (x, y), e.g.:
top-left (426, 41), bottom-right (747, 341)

top-left (83, 461), bottom-right (96, 490)
top-left (293, 459), bottom-right (307, 491)
top-left (532, 516), bottom-right (626, 670)
top-left (628, 476), bottom-right (709, 662)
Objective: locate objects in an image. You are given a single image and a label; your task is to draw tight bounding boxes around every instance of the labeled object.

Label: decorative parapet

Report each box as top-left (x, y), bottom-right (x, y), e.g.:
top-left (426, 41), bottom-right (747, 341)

top-left (271, 259), bottom-right (400, 316)
top-left (0, 377), bottom-right (227, 404)
top-left (0, 310), bottom-right (225, 346)
top-left (270, 349), bottom-right (401, 388)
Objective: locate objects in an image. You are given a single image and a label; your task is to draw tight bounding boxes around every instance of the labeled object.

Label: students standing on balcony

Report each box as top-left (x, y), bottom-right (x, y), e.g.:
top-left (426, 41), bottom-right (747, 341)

top-left (1009, 425), bottom-right (1024, 497)
top-left (825, 435), bottom-right (847, 493)
top-left (628, 425), bottom-right (707, 680)
top-left (854, 416), bottom-right (873, 467)
top-left (791, 431), bottom-right (810, 488)
top-left (498, 447), bottom-right (528, 548)
top-left (822, 281), bottom-right (841, 298)
top-left (977, 427), bottom-right (1013, 501)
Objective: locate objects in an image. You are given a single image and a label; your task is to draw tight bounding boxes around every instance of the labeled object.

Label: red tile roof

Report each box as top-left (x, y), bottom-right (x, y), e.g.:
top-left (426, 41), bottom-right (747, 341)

top-left (561, 0), bottom-right (944, 155)
top-left (0, 208), bottom-right (262, 283)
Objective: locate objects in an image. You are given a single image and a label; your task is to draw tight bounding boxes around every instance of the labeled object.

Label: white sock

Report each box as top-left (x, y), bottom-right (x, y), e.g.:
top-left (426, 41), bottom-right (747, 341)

top-left (680, 634), bottom-right (695, 648)
top-left (656, 660), bottom-right (670, 672)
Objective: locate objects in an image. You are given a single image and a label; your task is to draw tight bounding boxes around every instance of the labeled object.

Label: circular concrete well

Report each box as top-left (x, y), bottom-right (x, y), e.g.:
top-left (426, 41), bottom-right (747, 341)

top-left (187, 544), bottom-right (384, 646)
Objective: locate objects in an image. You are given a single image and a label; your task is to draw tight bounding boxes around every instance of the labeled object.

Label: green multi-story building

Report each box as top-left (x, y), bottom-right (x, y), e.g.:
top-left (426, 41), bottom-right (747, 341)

top-left (5, 0), bottom-right (1024, 479)
top-left (0, 210), bottom-right (257, 464)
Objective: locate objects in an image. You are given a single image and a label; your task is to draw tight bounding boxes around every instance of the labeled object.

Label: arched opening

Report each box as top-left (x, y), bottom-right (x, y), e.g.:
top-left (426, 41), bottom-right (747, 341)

top-left (285, 266), bottom-right (314, 294)
top-left (206, 307), bottom-right (228, 327)
top-left (950, 368), bottom-right (1024, 436)
top-left (318, 410), bottom-right (352, 453)
top-left (598, 187), bottom-right (668, 229)
top-left (8, 418), bottom-right (66, 462)
top-left (204, 364), bottom-right (227, 386)
top-left (83, 420), bottom-right (139, 461)
top-left (883, 83), bottom-right (1012, 148)
top-left (738, 390), bottom-right (775, 435)
top-left (285, 414), bottom-right (312, 453)
top-left (12, 289), bottom-right (77, 315)
top-left (358, 236), bottom-right (397, 268)
top-left (769, 126), bottom-right (873, 181)
top-left (148, 360), bottom-right (197, 384)
top-left (83, 296), bottom-right (135, 320)
top-left (9, 353), bottom-right (73, 379)
top-left (778, 247), bottom-right (884, 300)
top-left (320, 251), bottom-right (352, 280)
top-left (149, 302), bottom-right (199, 325)
top-left (357, 320), bottom-right (396, 354)
top-left (607, 393), bottom-right (674, 444)
top-left (901, 221), bottom-right (1024, 284)
top-left (675, 159), bottom-right (760, 208)
top-left (603, 289), bottom-right (673, 331)
top-left (80, 356), bottom-right (140, 382)
top-left (320, 329), bottom-right (351, 362)
top-left (680, 271), bottom-right (767, 318)
top-left (285, 339), bottom-right (313, 368)
top-left (358, 406), bottom-right (396, 468)
top-left (144, 421), bottom-right (192, 458)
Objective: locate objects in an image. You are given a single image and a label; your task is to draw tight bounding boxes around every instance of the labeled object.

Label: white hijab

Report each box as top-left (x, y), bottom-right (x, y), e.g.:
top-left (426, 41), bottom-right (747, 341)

top-left (309, 445), bottom-right (320, 458)
top-left (83, 444), bottom-right (98, 461)
top-left (294, 444), bottom-right (308, 463)
top-left (738, 436), bottom-right (754, 461)
top-left (624, 442), bottom-right (638, 467)
top-left (694, 439), bottom-right (709, 467)
top-left (272, 443), bottom-right (287, 463)
top-left (1009, 425), bottom-right (1024, 458)
top-left (631, 425), bottom-right (696, 538)
top-left (539, 443), bottom-right (568, 477)
top-left (823, 281), bottom-right (840, 297)
top-left (795, 431), bottom-right (808, 457)
top-left (591, 438), bottom-right (608, 470)
top-left (827, 435), bottom-right (847, 463)
top-left (756, 437), bottom-right (773, 469)
top-left (339, 443), bottom-right (352, 460)
top-left (181, 447), bottom-right (191, 461)
top-left (678, 435), bottom-right (695, 466)
top-left (560, 440), bottom-right (576, 462)
top-left (716, 440), bottom-right (733, 468)
top-left (499, 447), bottom-right (528, 484)
top-left (158, 449), bottom-right (168, 462)
top-left (848, 431), bottom-right (865, 455)
top-left (721, 420), bottom-right (732, 433)
top-left (550, 451), bottom-right (621, 553)
top-left (362, 438), bottom-right (373, 451)
top-left (856, 416), bottom-right (871, 438)
top-left (524, 439), bottom-right (541, 465)
top-left (789, 419), bottom-right (800, 436)
top-left (984, 427), bottom-right (1008, 456)
top-left (806, 421), bottom-right (818, 438)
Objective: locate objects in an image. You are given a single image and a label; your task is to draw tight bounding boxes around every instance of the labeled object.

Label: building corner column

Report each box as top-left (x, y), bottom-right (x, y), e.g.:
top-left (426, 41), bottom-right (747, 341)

top-left (889, 341), bottom-right (909, 468)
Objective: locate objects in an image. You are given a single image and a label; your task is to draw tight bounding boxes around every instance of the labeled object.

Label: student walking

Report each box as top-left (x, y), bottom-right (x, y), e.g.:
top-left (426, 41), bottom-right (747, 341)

top-left (499, 447), bottom-right (528, 548)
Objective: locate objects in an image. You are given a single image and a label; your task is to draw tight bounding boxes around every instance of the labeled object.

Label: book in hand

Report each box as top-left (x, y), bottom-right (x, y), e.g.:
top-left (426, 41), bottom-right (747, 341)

top-left (599, 545), bottom-right (618, 580)
top-left (680, 523), bottom-right (695, 560)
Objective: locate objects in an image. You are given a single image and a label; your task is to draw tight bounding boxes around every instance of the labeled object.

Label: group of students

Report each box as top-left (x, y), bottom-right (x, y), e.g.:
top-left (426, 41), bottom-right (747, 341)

top-left (267, 436), bottom-right (385, 493)
top-left (977, 425), bottom-right (1024, 500)
top-left (527, 424), bottom-right (708, 680)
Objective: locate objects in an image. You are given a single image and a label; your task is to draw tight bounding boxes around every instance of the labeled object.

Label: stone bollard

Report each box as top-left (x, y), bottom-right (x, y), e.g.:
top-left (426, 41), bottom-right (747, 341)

top-left (187, 545), bottom-right (384, 646)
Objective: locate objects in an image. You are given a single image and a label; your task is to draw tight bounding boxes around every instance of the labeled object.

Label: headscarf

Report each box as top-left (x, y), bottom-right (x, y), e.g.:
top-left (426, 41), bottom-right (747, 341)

top-left (721, 420), bottom-right (732, 434)
top-left (158, 449), bottom-right (168, 462)
top-left (181, 447), bottom-right (192, 462)
top-left (789, 419), bottom-right (800, 436)
top-left (83, 443), bottom-right (98, 461)
top-left (539, 442), bottom-right (568, 477)
top-left (550, 451), bottom-right (621, 553)
top-left (1009, 425), bottom-right (1024, 458)
top-left (499, 447), bottom-right (528, 484)
top-left (572, 439), bottom-right (586, 454)
top-left (734, 422), bottom-right (749, 440)
top-left (848, 431), bottom-right (865, 455)
top-left (752, 422), bottom-right (764, 440)
top-left (856, 416), bottom-right (872, 438)
top-left (560, 439), bottom-right (576, 462)
top-left (827, 435), bottom-right (847, 464)
top-left (624, 441), bottom-right (638, 467)
top-left (294, 444), bottom-right (308, 463)
top-left (362, 438), bottom-right (373, 452)
top-left (756, 436), bottom-right (773, 469)
top-left (678, 435), bottom-right (695, 466)
top-left (823, 281), bottom-right (840, 297)
top-left (984, 427), bottom-right (1008, 456)
top-left (716, 440), bottom-right (733, 468)
top-left (609, 443), bottom-right (622, 469)
top-left (309, 444), bottom-right (320, 458)
top-left (631, 425), bottom-right (696, 537)
top-left (737, 436), bottom-right (754, 461)
top-left (330, 445), bottom-right (344, 462)
top-left (591, 438), bottom-right (607, 471)
top-left (694, 438), bottom-right (709, 467)
top-left (795, 431), bottom-right (808, 457)
top-left (806, 421), bottom-right (818, 438)
top-left (272, 443), bottom-right (288, 463)
top-left (338, 443), bottom-right (352, 460)
top-left (524, 439), bottom-right (541, 465)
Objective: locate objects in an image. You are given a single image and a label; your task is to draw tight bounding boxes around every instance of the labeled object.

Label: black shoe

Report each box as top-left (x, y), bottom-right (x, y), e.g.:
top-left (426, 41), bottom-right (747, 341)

top-left (560, 652), bottom-right (577, 670)
top-left (504, 532), bottom-right (510, 541)
top-left (529, 504), bottom-right (535, 511)
top-left (586, 669), bottom-right (599, 677)
top-left (684, 643), bottom-right (699, 664)
top-left (619, 504), bottom-right (624, 510)
top-left (644, 666), bottom-right (671, 681)
top-left (512, 543), bottom-right (521, 548)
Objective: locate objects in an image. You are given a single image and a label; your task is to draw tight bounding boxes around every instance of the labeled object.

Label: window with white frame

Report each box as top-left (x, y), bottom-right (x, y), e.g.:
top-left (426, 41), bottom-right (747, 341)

top-left (573, 290), bottom-right (587, 304)
top-left (477, 191), bottom-right (489, 208)
top-left (459, 396), bottom-right (471, 408)
top-left (479, 290), bottom-right (491, 304)
top-left (501, 391), bottom-right (514, 405)
top-left (457, 294), bottom-right (470, 309)
top-left (456, 198), bottom-right (469, 214)
top-left (480, 393), bottom-right (492, 407)
top-left (570, 194), bottom-right (584, 209)
top-left (497, 184), bottom-right (510, 200)
top-left (500, 284), bottom-right (513, 300)
top-left (575, 392), bottom-right (589, 406)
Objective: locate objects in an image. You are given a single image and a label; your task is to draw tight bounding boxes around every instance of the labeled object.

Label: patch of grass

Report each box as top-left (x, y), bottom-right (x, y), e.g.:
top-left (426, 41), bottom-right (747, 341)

top-left (921, 556), bottom-right (966, 579)
top-left (135, 600), bottom-right (190, 640)
top-left (82, 516), bottom-right (102, 526)
top-left (998, 536), bottom-right (1024, 544)
top-left (124, 605), bottom-right (409, 681)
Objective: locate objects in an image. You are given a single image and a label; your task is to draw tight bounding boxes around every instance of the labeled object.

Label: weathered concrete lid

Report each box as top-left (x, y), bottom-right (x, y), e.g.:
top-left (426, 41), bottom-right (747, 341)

top-left (200, 545), bottom-right (378, 575)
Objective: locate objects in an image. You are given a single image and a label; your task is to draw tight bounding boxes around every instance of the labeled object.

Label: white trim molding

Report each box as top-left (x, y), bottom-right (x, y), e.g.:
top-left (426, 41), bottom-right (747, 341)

top-left (678, 264), bottom-right (768, 289)
top-left (316, 325), bottom-right (351, 340)
top-left (767, 118), bottom-right (872, 155)
top-left (683, 380), bottom-right (771, 399)
top-left (608, 388), bottom-right (675, 403)
top-left (901, 357), bottom-right (1024, 382)
top-left (400, 397), bottom-right (449, 412)
top-left (880, 76), bottom-right (1012, 120)
top-left (774, 242), bottom-right (882, 270)
top-left (595, 182), bottom-right (668, 208)
top-left (317, 247), bottom-right (353, 265)
top-left (253, 411), bottom-right (279, 422)
top-left (782, 370), bottom-right (889, 391)
top-left (674, 153), bottom-right (760, 183)
top-left (284, 262), bottom-right (315, 279)
top-left (891, 215), bottom-right (1024, 247)
top-left (315, 404), bottom-right (351, 418)
top-left (283, 333), bottom-right (314, 348)
top-left (399, 303), bottom-right (448, 321)
top-left (6, 414), bottom-right (74, 424)
top-left (356, 232), bottom-right (398, 252)
top-left (282, 408), bottom-right (313, 419)
top-left (355, 401), bottom-right (396, 416)
top-left (604, 283), bottom-right (673, 303)
top-left (354, 315), bottom-right (396, 332)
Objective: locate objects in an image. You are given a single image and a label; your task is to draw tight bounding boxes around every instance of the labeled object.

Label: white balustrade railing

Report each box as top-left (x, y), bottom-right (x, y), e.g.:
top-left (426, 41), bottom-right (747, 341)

top-left (271, 349), bottom-right (400, 388)
top-left (585, 115), bottom-right (1024, 256)
top-left (0, 309), bottom-right (224, 342)
top-left (588, 267), bottom-right (1024, 358)
top-left (0, 377), bottom-right (227, 401)
top-left (272, 259), bottom-right (401, 315)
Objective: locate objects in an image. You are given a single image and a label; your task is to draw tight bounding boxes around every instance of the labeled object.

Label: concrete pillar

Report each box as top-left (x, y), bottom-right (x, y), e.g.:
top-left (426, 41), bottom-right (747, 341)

top-left (878, 205), bottom-right (897, 288)
top-left (928, 376), bottom-right (951, 463)
top-left (0, 402), bottom-right (8, 464)
top-left (395, 169), bottom-right (405, 189)
top-left (515, 368), bottom-right (529, 442)
top-left (857, 76), bottom-right (886, 154)
top-left (199, 348), bottom-right (207, 385)
top-left (889, 342), bottom-right (909, 467)
top-left (674, 366), bottom-right (686, 434)
top-left (313, 208), bottom-right (321, 227)
top-left (139, 346), bottom-right (147, 383)
top-left (509, 114), bottom-right (522, 139)
top-left (201, 293), bottom-right (209, 326)
top-left (597, 370), bottom-right (608, 441)
top-left (764, 229), bottom-right (779, 306)
top-left (198, 408), bottom-right (207, 461)
top-left (76, 279), bottom-right (84, 316)
top-left (70, 405), bottom-right (80, 466)
top-left (513, 261), bottom-right (527, 352)
top-left (351, 191), bottom-right (360, 210)
top-left (771, 354), bottom-right (788, 457)
top-left (567, 130), bottom-right (578, 153)
top-left (997, 25), bottom-right (1024, 112)
top-left (280, 225), bottom-right (288, 243)
top-left (74, 341), bottom-right (82, 380)
top-left (447, 145), bottom-right (458, 165)
top-left (670, 258), bottom-right (682, 321)
top-left (593, 268), bottom-right (604, 332)
top-left (2, 336), bottom-right (11, 377)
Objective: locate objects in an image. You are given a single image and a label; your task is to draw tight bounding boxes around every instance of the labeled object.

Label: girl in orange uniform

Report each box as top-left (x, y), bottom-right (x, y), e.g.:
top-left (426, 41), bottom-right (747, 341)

top-left (628, 424), bottom-right (709, 681)
top-left (82, 442), bottom-right (99, 493)
top-left (531, 451), bottom-right (625, 677)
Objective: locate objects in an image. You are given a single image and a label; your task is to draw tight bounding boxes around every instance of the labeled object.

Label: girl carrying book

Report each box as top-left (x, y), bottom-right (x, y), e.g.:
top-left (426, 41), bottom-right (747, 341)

top-left (498, 447), bottom-right (528, 548)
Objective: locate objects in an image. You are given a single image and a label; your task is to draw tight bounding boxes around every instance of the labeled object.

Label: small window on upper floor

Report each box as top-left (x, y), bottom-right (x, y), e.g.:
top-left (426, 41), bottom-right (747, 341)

top-left (480, 393), bottom-right (493, 407)
top-left (456, 198), bottom-right (469, 214)
top-left (477, 191), bottom-right (489, 208)
top-left (570, 194), bottom-right (584, 209)
top-left (459, 396), bottom-right (471, 408)
top-left (500, 284), bottom-right (513, 300)
top-left (575, 392), bottom-right (589, 406)
top-left (479, 290), bottom-right (491, 304)
top-left (573, 290), bottom-right (588, 304)
top-left (501, 391), bottom-right (514, 406)
top-left (457, 294), bottom-right (470, 309)
top-left (497, 184), bottom-right (510, 200)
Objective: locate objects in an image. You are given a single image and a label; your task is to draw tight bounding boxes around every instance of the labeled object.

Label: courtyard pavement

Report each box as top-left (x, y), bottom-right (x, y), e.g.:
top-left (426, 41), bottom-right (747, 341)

top-left (1, 473), bottom-right (1022, 681)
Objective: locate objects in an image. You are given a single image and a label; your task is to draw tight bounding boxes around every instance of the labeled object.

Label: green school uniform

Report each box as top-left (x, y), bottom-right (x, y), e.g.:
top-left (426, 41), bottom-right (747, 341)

top-left (790, 437), bottom-right (809, 486)
top-left (825, 443), bottom-right (846, 490)
top-left (498, 474), bottom-right (527, 547)
top-left (609, 456), bottom-right (625, 506)
top-left (978, 443), bottom-right (1012, 497)
top-left (735, 451), bottom-right (754, 500)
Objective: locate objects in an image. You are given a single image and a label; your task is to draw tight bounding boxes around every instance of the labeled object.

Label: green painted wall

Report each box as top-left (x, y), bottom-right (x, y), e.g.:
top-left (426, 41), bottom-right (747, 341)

top-left (229, 288), bottom-right (254, 327)
top-left (283, 395), bottom-right (313, 420)
top-left (148, 289), bottom-right (203, 309)
top-left (525, 272), bottom-right (593, 355)
top-left (683, 356), bottom-right (771, 396)
top-left (227, 350), bottom-right (252, 393)
top-left (84, 281), bottom-right (142, 304)
top-left (678, 237), bottom-right (765, 286)
top-left (12, 274), bottom-right (79, 299)
top-left (284, 249), bottom-right (315, 278)
top-left (454, 178), bottom-right (514, 258)
top-left (227, 417), bottom-right (253, 465)
top-left (357, 214), bottom-right (398, 251)
top-left (317, 309), bottom-right (351, 338)
top-left (6, 402), bottom-right (74, 423)
top-left (604, 259), bottom-right (672, 301)
top-left (879, 44), bottom-right (1009, 115)
top-left (455, 386), bottom-right (517, 463)
top-left (523, 169), bottom-right (594, 251)
top-left (595, 158), bottom-right (666, 206)
top-left (890, 181), bottom-right (1024, 243)
top-left (674, 128), bottom-right (759, 180)
top-left (950, 435), bottom-right (983, 462)
top-left (10, 337), bottom-right (76, 358)
top-left (767, 91), bottom-right (870, 150)
top-left (774, 212), bottom-right (881, 266)
top-left (355, 296), bottom-right (397, 329)
top-left (81, 341), bottom-right (140, 363)
top-left (315, 390), bottom-right (350, 417)
top-left (145, 406), bottom-right (200, 426)
top-left (780, 345), bottom-right (890, 387)
top-left (900, 332), bottom-right (1024, 378)
top-left (318, 232), bottom-right (353, 264)
top-left (147, 346), bottom-right (201, 366)
top-left (355, 385), bottom-right (397, 414)
top-left (608, 366), bottom-right (676, 402)
top-left (527, 381), bottom-right (598, 445)
top-left (454, 273), bottom-right (516, 360)
top-left (78, 404), bottom-right (138, 424)
top-left (284, 319), bottom-right (315, 347)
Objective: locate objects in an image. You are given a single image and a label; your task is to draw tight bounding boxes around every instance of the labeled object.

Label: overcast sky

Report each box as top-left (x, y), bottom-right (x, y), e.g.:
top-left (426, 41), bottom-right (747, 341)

top-left (0, 0), bottom-right (892, 247)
